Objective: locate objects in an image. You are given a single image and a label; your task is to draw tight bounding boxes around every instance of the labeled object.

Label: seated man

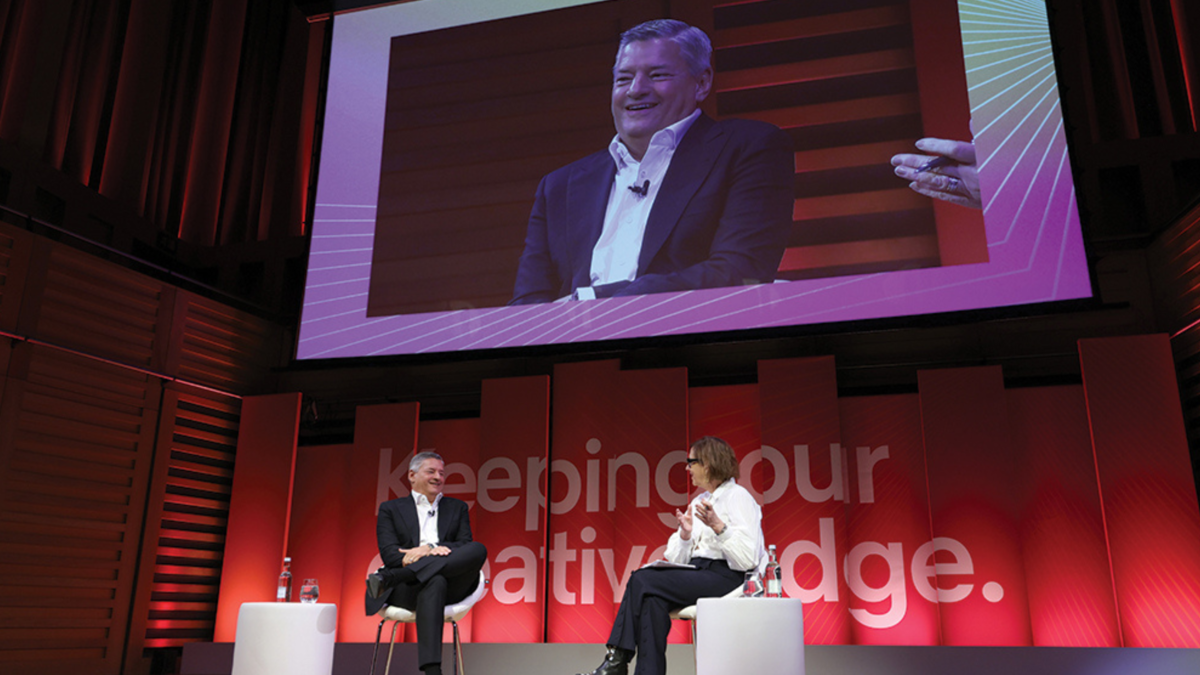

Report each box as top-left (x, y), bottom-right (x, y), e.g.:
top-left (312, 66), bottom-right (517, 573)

top-left (510, 18), bottom-right (794, 304)
top-left (366, 451), bottom-right (487, 675)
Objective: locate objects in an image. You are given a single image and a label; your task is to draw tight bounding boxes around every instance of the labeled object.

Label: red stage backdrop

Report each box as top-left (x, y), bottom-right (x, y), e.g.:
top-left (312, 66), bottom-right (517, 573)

top-left (1079, 335), bottom-right (1200, 647)
top-left (472, 376), bottom-right (550, 643)
top-left (213, 393), bottom-right (301, 642)
top-left (1008, 386), bottom-right (1120, 646)
top-left (545, 360), bottom-right (690, 643)
top-left (840, 394), bottom-right (940, 645)
top-left (758, 357), bottom-right (852, 644)
top-left (918, 367), bottom-right (1033, 645)
top-left (217, 336), bottom-right (1200, 648)
top-left (339, 401), bottom-right (419, 641)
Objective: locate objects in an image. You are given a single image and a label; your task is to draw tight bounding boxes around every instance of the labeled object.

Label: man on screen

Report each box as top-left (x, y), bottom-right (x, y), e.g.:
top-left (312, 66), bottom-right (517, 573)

top-left (365, 452), bottom-right (487, 675)
top-left (510, 19), bottom-right (794, 304)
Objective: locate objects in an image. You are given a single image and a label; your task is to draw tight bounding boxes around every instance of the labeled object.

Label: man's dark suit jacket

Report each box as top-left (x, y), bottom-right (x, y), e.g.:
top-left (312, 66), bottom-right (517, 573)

top-left (365, 494), bottom-right (474, 615)
top-left (510, 114), bottom-right (794, 304)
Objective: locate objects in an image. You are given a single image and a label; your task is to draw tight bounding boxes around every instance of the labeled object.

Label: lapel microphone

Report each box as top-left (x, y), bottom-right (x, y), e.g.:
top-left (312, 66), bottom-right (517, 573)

top-left (628, 179), bottom-right (650, 197)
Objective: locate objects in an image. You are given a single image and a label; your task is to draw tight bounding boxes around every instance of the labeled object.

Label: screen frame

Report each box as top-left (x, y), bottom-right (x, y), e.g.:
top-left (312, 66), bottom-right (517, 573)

top-left (292, 0), bottom-right (1102, 365)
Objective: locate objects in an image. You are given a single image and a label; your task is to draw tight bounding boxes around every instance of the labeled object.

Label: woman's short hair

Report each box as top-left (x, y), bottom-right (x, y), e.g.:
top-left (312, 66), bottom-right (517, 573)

top-left (690, 436), bottom-right (739, 484)
top-left (615, 19), bottom-right (712, 78)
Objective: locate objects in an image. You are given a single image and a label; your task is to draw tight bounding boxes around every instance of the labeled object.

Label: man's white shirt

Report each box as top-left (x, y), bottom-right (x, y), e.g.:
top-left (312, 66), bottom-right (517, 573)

top-left (413, 491), bottom-right (442, 548)
top-left (573, 109), bottom-right (702, 301)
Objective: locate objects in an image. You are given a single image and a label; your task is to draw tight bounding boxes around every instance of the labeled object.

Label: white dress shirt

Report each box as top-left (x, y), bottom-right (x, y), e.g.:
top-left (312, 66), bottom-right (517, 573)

top-left (664, 477), bottom-right (767, 573)
top-left (575, 109), bottom-right (702, 300)
top-left (413, 492), bottom-right (442, 548)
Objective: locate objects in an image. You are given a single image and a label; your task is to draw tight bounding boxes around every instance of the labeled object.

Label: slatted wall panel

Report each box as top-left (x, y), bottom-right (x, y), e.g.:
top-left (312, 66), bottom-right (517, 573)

top-left (130, 384), bottom-right (241, 651)
top-left (0, 222), bottom-right (274, 668)
top-left (0, 225), bottom-right (31, 330)
top-left (0, 345), bottom-right (161, 675)
top-left (0, 223), bottom-right (168, 674)
top-left (366, 1), bottom-right (625, 315)
top-left (712, 0), bottom-right (937, 279)
top-left (1148, 201), bottom-right (1200, 489)
top-left (37, 245), bottom-right (166, 367)
top-left (175, 292), bottom-right (279, 395)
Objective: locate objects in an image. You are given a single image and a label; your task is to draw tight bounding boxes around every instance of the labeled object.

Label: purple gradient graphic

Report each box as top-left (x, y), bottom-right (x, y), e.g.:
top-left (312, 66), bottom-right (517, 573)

top-left (297, 0), bottom-right (1090, 359)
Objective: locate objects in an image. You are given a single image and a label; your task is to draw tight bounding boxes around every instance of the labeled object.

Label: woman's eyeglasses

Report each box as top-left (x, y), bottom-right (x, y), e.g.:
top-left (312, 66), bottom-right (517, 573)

top-left (685, 458), bottom-right (701, 466)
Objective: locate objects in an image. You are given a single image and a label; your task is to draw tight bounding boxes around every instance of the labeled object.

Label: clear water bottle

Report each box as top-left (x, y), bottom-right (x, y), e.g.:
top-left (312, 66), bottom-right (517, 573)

top-left (764, 545), bottom-right (782, 598)
top-left (277, 557), bottom-right (293, 602)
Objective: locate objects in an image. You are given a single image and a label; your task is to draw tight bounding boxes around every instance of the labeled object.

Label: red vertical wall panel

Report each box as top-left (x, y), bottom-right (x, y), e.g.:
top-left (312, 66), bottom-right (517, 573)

top-left (840, 394), bottom-right (940, 645)
top-left (338, 402), bottom-right (419, 641)
top-left (546, 360), bottom-right (619, 644)
top-left (757, 356), bottom-right (850, 645)
top-left (1008, 386), bottom-right (1120, 647)
top-left (680, 383), bottom-right (762, 643)
top-left (287, 445), bottom-right (350, 627)
top-left (213, 393), bottom-right (301, 641)
top-left (1080, 334), bottom-right (1200, 647)
top-left (688, 384), bottom-right (761, 473)
top-left (546, 361), bottom-right (689, 643)
top-left (473, 376), bottom-right (551, 643)
top-left (918, 367), bottom-right (1032, 645)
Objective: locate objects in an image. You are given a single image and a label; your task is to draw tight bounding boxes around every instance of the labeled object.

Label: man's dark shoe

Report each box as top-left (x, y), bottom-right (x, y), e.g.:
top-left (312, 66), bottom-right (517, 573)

top-left (366, 570), bottom-right (387, 599)
top-left (367, 565), bottom-right (419, 599)
top-left (576, 645), bottom-right (633, 675)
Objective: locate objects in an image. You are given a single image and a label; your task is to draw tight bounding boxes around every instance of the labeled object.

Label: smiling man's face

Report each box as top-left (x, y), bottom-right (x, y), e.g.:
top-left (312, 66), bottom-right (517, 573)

top-left (408, 458), bottom-right (445, 500)
top-left (611, 37), bottom-right (711, 160)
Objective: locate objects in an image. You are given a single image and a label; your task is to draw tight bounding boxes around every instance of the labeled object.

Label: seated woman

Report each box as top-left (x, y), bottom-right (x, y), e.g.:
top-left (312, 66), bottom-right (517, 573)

top-left (577, 436), bottom-right (767, 675)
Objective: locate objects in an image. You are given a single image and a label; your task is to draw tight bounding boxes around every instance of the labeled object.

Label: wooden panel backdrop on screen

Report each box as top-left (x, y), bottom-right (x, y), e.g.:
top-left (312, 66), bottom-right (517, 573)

top-left (364, 0), bottom-right (983, 315)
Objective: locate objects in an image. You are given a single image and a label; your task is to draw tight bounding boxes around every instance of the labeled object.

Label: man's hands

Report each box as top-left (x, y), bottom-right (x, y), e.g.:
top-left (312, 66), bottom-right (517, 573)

top-left (400, 545), bottom-right (452, 566)
top-left (892, 138), bottom-right (982, 209)
top-left (676, 499), bottom-right (725, 539)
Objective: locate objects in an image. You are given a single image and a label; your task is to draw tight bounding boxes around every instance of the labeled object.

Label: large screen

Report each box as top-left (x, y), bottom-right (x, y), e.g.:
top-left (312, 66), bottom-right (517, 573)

top-left (297, 0), bottom-right (1091, 359)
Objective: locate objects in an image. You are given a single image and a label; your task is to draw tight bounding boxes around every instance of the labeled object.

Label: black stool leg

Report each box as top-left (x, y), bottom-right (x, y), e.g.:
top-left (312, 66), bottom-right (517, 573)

top-left (451, 619), bottom-right (462, 675)
top-left (368, 618), bottom-right (385, 675)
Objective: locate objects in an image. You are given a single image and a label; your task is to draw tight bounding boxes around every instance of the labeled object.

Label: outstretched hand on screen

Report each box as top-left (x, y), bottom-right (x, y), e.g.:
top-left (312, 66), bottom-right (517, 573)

top-left (891, 138), bottom-right (982, 210)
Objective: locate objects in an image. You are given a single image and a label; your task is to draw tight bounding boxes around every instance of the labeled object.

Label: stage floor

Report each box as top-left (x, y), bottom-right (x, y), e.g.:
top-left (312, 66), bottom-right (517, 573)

top-left (182, 641), bottom-right (1200, 675)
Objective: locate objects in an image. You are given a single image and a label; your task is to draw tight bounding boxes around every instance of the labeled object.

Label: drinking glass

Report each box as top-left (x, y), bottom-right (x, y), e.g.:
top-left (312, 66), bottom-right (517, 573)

top-left (742, 572), bottom-right (763, 597)
top-left (300, 578), bottom-right (320, 604)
